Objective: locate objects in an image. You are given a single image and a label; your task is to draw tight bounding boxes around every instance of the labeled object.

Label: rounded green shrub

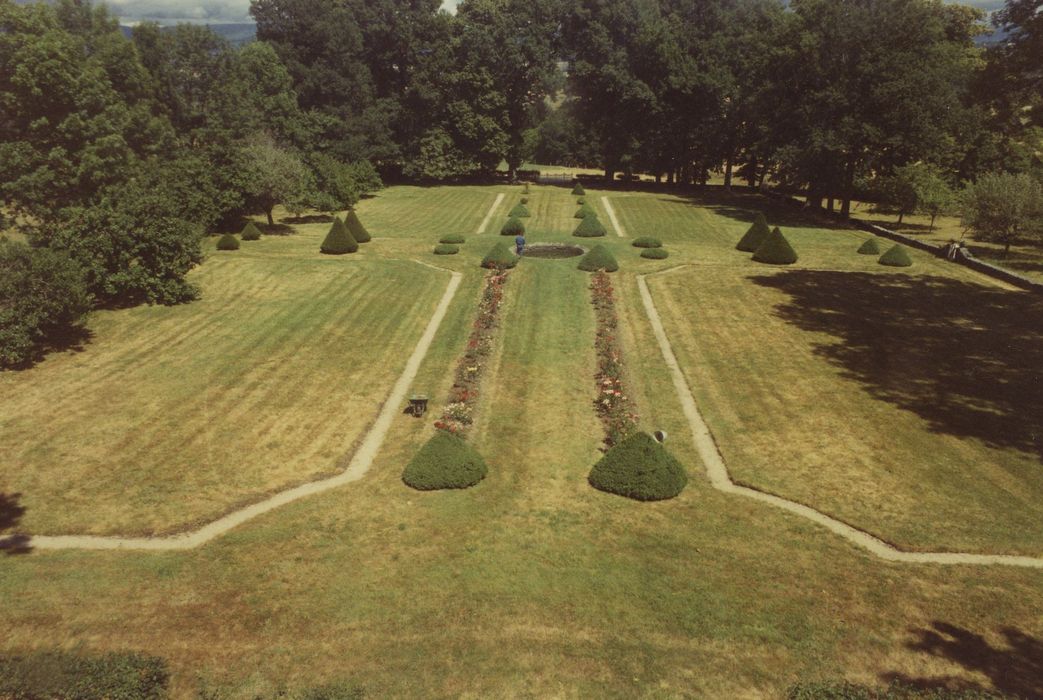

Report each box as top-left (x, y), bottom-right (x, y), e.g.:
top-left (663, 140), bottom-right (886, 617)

top-left (520, 196), bottom-right (529, 204)
top-left (572, 182), bottom-right (586, 196)
top-left (752, 226), bottom-right (798, 265)
top-left (640, 248), bottom-right (669, 260)
top-left (578, 244), bottom-right (618, 272)
top-left (320, 218), bottom-right (359, 254)
top-left (508, 203), bottom-right (531, 218)
top-left (736, 212), bottom-right (771, 252)
top-left (857, 238), bottom-right (881, 255)
top-left (402, 431), bottom-right (488, 490)
top-left (439, 234), bottom-right (466, 244)
top-left (216, 233), bottom-right (240, 251)
top-left (481, 241), bottom-right (519, 269)
top-left (433, 244), bottom-right (459, 255)
top-left (577, 197), bottom-right (585, 205)
top-left (588, 432), bottom-right (687, 501)
top-left (345, 209), bottom-right (371, 243)
top-left (574, 215), bottom-right (607, 237)
top-left (501, 216), bottom-right (525, 236)
top-left (240, 222), bottom-right (262, 241)
top-left (632, 236), bottom-right (662, 248)
top-left (575, 202), bottom-right (596, 219)
top-left (878, 244), bottom-right (913, 267)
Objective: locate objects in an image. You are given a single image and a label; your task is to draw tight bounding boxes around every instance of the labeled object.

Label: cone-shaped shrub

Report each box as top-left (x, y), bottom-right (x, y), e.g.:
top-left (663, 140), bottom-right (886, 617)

top-left (857, 238), bottom-right (881, 255)
top-left (501, 216), bottom-right (525, 236)
top-left (572, 182), bottom-right (585, 196)
top-left (574, 215), bottom-right (607, 237)
top-left (481, 241), bottom-right (518, 269)
top-left (402, 431), bottom-right (488, 490)
top-left (345, 209), bottom-right (371, 243)
top-left (216, 233), bottom-right (240, 251)
top-left (575, 203), bottom-right (596, 219)
top-left (736, 212), bottom-right (771, 252)
top-left (508, 203), bottom-right (531, 218)
top-left (433, 244), bottom-right (459, 255)
top-left (752, 226), bottom-right (798, 265)
top-left (878, 244), bottom-right (913, 267)
top-left (577, 197), bottom-right (585, 205)
top-left (320, 218), bottom-right (358, 254)
top-left (588, 432), bottom-right (687, 501)
top-left (240, 222), bottom-right (262, 241)
top-left (632, 236), bottom-right (662, 248)
top-left (578, 244), bottom-right (618, 272)
top-left (440, 234), bottom-right (465, 244)
top-left (641, 248), bottom-right (669, 260)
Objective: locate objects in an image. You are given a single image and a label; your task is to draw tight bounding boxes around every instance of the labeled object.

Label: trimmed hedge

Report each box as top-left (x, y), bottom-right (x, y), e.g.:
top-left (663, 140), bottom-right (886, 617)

top-left (501, 217), bottom-right (525, 236)
top-left (0, 651), bottom-right (169, 700)
top-left (320, 218), bottom-right (359, 254)
top-left (439, 234), bottom-right (466, 244)
top-left (574, 215), bottom-right (607, 237)
top-left (344, 209), bottom-right (371, 243)
top-left (575, 203), bottom-right (596, 219)
top-left (640, 248), bottom-right (669, 259)
top-left (632, 236), bottom-right (662, 248)
top-left (402, 431), bottom-right (488, 490)
top-left (857, 238), bottom-right (881, 255)
top-left (481, 241), bottom-right (519, 269)
top-left (240, 222), bottom-right (262, 241)
top-left (752, 226), bottom-right (798, 264)
top-left (508, 203), bottom-right (531, 218)
top-left (736, 212), bottom-right (771, 252)
top-left (216, 233), bottom-right (240, 251)
top-left (588, 432), bottom-right (687, 501)
top-left (879, 244), bottom-right (913, 267)
top-left (572, 182), bottom-right (585, 195)
top-left (578, 244), bottom-right (619, 272)
top-left (433, 244), bottom-right (459, 255)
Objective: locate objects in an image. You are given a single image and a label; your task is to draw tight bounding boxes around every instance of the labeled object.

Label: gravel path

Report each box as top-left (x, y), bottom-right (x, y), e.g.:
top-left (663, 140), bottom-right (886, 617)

top-left (601, 196), bottom-right (626, 237)
top-left (637, 271), bottom-right (1043, 569)
top-left (475, 193), bottom-right (505, 235)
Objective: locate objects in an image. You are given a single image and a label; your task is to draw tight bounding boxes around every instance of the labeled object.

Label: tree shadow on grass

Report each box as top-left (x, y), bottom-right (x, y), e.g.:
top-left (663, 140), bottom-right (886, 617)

top-left (749, 271), bottom-right (1043, 460)
top-left (0, 325), bottom-right (93, 372)
top-left (662, 189), bottom-right (843, 233)
top-left (281, 214), bottom-right (334, 225)
top-left (0, 493), bottom-right (32, 555)
top-left (261, 222), bottom-right (295, 236)
top-left (882, 622), bottom-right (1043, 699)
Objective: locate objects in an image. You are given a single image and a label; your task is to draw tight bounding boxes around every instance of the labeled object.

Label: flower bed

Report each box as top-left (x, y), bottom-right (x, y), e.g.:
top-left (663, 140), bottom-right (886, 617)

top-left (433, 270), bottom-right (510, 436)
top-left (590, 271), bottom-right (638, 446)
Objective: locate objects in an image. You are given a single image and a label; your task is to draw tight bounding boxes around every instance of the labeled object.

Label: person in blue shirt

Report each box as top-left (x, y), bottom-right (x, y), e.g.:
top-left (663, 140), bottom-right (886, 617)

top-left (515, 233), bottom-right (526, 256)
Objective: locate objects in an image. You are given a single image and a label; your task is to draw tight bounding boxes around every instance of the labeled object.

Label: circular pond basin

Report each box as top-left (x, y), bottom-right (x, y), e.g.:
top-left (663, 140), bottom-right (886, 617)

top-left (523, 244), bottom-right (585, 259)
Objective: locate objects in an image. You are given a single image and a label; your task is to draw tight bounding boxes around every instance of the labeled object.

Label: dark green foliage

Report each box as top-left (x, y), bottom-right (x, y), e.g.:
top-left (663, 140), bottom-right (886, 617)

top-left (857, 238), bottom-right (881, 254)
top-left (481, 242), bottom-right (519, 269)
top-left (632, 236), bottom-right (662, 248)
top-left (520, 197), bottom-right (529, 204)
top-left (640, 248), bottom-right (669, 259)
top-left (216, 233), bottom-right (240, 251)
top-left (508, 203), bottom-right (531, 218)
top-left (240, 222), bottom-right (262, 241)
top-left (736, 212), bottom-right (771, 252)
top-left (577, 197), bottom-right (585, 205)
top-left (439, 234), bottom-right (466, 244)
top-left (344, 209), bottom-right (371, 243)
top-left (752, 227), bottom-right (798, 265)
top-left (572, 182), bottom-right (586, 195)
top-left (0, 651), bottom-right (169, 700)
top-left (588, 432), bottom-right (687, 501)
top-left (501, 217), bottom-right (526, 236)
top-left (574, 215), bottom-right (607, 238)
top-left (878, 244), bottom-right (913, 267)
top-left (578, 244), bottom-right (619, 272)
top-left (402, 431), bottom-right (488, 490)
top-left (433, 243), bottom-right (459, 255)
top-left (575, 202), bottom-right (596, 219)
top-left (320, 218), bottom-right (358, 255)
top-left (787, 680), bottom-right (1010, 699)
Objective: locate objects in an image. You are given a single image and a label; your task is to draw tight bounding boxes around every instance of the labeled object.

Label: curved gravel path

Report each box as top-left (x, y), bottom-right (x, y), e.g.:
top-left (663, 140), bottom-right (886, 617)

top-left (637, 271), bottom-right (1043, 569)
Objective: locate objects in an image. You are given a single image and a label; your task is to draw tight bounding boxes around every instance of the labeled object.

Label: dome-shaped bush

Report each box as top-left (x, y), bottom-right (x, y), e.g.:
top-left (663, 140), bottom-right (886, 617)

top-left (640, 248), bottom-right (668, 259)
top-left (574, 215), bottom-right (607, 237)
top-left (736, 212), bottom-right (771, 252)
top-left (575, 203), bottom-right (596, 219)
top-left (402, 431), bottom-right (488, 490)
top-left (440, 234), bottom-right (466, 244)
top-left (752, 226), bottom-right (797, 265)
top-left (632, 236), bottom-right (662, 248)
top-left (572, 182), bottom-right (586, 196)
top-left (588, 432), bottom-right (687, 501)
top-left (481, 241), bottom-right (519, 269)
top-left (857, 238), bottom-right (881, 255)
top-left (878, 244), bottom-right (913, 267)
top-left (577, 197), bottom-right (585, 205)
top-left (240, 222), bottom-right (262, 241)
top-left (433, 244), bottom-right (459, 255)
top-left (501, 217), bottom-right (525, 236)
top-left (520, 196), bottom-right (529, 204)
top-left (320, 218), bottom-right (359, 254)
top-left (508, 203), bottom-right (531, 218)
top-left (578, 244), bottom-right (618, 272)
top-left (345, 209), bottom-right (371, 243)
top-left (216, 233), bottom-right (240, 251)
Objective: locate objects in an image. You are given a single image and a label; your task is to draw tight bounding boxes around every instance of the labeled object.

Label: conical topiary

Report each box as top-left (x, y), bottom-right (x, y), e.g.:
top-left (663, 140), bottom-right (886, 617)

top-left (632, 236), bottom-right (662, 248)
top-left (216, 233), bottom-right (240, 251)
top-left (857, 238), bottom-right (881, 255)
top-left (572, 182), bottom-right (586, 196)
top-left (640, 248), bottom-right (668, 259)
top-left (588, 432), bottom-right (687, 501)
top-left (440, 234), bottom-right (466, 244)
top-left (578, 244), bottom-right (618, 272)
top-left (402, 431), bottom-right (488, 490)
top-left (508, 203), bottom-right (531, 218)
top-left (574, 215), bottom-right (607, 237)
top-left (575, 202), bottom-right (596, 219)
top-left (320, 218), bottom-right (359, 254)
top-left (878, 244), bottom-right (913, 267)
top-left (240, 222), bottom-right (262, 241)
top-left (345, 209), bottom-right (371, 243)
top-left (481, 241), bottom-right (519, 269)
top-left (501, 217), bottom-right (525, 236)
top-left (752, 226), bottom-right (797, 265)
top-left (736, 212), bottom-right (771, 252)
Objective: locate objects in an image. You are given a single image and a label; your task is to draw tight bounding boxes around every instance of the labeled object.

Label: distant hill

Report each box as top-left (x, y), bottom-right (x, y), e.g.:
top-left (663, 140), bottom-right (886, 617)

top-left (119, 23), bottom-right (256, 46)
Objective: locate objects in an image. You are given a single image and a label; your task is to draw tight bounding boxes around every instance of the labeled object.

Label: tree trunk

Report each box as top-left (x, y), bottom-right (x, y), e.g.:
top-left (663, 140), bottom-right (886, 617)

top-left (747, 156), bottom-right (758, 188)
top-left (897, 211), bottom-right (904, 225)
top-left (724, 154), bottom-right (733, 191)
top-left (840, 157), bottom-right (856, 218)
top-left (266, 207), bottom-right (274, 226)
top-left (930, 213), bottom-right (936, 231)
top-left (655, 173), bottom-right (661, 184)
top-left (827, 197), bottom-right (835, 213)
top-left (605, 167), bottom-right (615, 182)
